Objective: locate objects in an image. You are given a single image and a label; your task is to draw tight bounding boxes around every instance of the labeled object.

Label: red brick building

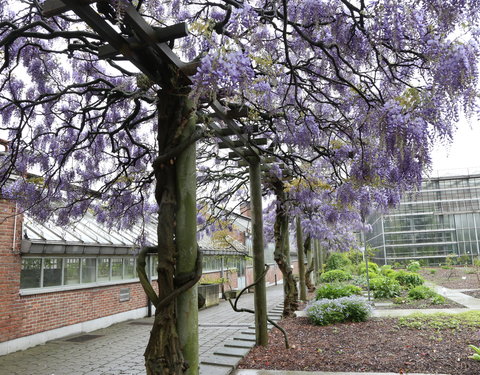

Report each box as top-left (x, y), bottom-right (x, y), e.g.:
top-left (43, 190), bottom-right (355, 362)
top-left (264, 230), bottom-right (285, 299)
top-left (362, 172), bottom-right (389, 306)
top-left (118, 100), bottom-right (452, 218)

top-left (0, 197), bottom-right (297, 355)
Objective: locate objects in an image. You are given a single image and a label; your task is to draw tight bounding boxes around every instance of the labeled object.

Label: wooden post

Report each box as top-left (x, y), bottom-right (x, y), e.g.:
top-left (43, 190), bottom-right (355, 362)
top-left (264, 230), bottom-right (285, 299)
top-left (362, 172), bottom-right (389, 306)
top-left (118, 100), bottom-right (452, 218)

top-left (249, 158), bottom-right (268, 346)
top-left (175, 102), bottom-right (199, 374)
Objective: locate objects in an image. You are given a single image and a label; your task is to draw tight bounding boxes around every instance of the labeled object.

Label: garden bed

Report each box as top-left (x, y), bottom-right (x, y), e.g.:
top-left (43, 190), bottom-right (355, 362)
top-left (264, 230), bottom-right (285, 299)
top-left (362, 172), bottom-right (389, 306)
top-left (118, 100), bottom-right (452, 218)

top-left (420, 267), bottom-right (480, 289)
top-left (238, 316), bottom-right (480, 375)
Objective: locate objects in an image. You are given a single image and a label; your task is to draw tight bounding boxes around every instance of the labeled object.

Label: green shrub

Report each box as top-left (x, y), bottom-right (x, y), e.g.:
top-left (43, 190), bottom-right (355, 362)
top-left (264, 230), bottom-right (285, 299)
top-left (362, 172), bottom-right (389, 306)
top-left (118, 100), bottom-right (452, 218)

top-left (315, 283), bottom-right (362, 300)
top-left (393, 270), bottom-right (425, 288)
top-left (380, 266), bottom-right (396, 278)
top-left (431, 294), bottom-right (446, 305)
top-left (358, 262), bottom-right (379, 275)
top-left (429, 269), bottom-right (437, 275)
top-left (408, 285), bottom-right (436, 300)
top-left (369, 276), bottom-right (401, 298)
top-left (325, 252), bottom-right (352, 271)
top-left (350, 275), bottom-right (368, 288)
top-left (306, 296), bottom-right (372, 326)
top-left (407, 261), bottom-right (421, 273)
top-left (346, 250), bottom-right (363, 265)
top-left (320, 269), bottom-right (352, 283)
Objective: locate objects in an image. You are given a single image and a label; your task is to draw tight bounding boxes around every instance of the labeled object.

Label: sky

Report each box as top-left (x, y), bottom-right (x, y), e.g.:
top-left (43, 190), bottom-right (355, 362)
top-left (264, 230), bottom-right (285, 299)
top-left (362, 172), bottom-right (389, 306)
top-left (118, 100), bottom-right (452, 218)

top-left (430, 120), bottom-right (480, 177)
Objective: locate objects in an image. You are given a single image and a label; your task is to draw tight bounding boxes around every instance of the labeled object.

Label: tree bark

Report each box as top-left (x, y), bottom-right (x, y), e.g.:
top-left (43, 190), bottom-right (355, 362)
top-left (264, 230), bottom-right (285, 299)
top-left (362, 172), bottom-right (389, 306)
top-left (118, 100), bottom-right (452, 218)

top-left (272, 179), bottom-right (298, 317)
top-left (138, 85), bottom-right (199, 375)
top-left (296, 217), bottom-right (307, 301)
top-left (304, 235), bottom-right (315, 292)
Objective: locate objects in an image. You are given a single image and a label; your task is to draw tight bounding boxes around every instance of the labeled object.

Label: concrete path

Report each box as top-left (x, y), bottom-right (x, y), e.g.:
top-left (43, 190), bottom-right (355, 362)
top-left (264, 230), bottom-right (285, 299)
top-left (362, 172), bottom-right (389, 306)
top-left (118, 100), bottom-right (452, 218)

top-left (0, 285), bottom-right (285, 375)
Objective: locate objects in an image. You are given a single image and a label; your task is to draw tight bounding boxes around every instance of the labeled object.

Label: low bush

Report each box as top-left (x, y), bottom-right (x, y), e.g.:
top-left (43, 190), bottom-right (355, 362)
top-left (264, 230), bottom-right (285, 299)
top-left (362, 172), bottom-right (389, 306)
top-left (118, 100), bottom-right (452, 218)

top-left (408, 285), bottom-right (446, 304)
top-left (393, 270), bottom-right (425, 288)
top-left (408, 285), bottom-right (436, 300)
top-left (350, 275), bottom-right (368, 288)
top-left (369, 276), bottom-right (401, 298)
top-left (320, 269), bottom-right (352, 283)
top-left (306, 296), bottom-right (372, 326)
top-left (358, 262), bottom-right (379, 275)
top-left (407, 261), bottom-right (421, 273)
top-left (346, 250), bottom-right (363, 265)
top-left (380, 266), bottom-right (396, 278)
top-left (315, 283), bottom-right (362, 300)
top-left (325, 252), bottom-right (352, 271)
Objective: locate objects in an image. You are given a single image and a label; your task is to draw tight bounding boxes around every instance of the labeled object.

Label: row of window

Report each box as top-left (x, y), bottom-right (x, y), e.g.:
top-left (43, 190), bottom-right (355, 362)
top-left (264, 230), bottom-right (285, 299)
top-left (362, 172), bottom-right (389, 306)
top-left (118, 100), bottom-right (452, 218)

top-left (20, 256), bottom-right (159, 290)
top-left (21, 255), bottom-right (247, 290)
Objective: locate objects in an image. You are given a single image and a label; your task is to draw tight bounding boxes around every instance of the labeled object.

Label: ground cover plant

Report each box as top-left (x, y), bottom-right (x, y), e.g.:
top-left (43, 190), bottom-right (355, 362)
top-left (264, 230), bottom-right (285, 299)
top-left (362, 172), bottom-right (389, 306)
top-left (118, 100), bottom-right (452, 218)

top-left (238, 313), bottom-right (480, 375)
top-left (306, 296), bottom-right (372, 326)
top-left (315, 283), bottom-right (362, 300)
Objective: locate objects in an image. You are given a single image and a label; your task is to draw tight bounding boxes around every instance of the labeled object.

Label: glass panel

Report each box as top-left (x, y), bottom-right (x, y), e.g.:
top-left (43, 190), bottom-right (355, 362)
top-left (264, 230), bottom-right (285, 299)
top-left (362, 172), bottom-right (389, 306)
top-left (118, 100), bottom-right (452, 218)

top-left (64, 258), bottom-right (80, 285)
top-left (81, 258), bottom-right (96, 283)
top-left (43, 258), bottom-right (63, 287)
top-left (151, 256), bottom-right (158, 278)
top-left (97, 258), bottom-right (110, 282)
top-left (20, 258), bottom-right (41, 289)
top-left (124, 258), bottom-right (136, 279)
top-left (111, 258), bottom-right (123, 280)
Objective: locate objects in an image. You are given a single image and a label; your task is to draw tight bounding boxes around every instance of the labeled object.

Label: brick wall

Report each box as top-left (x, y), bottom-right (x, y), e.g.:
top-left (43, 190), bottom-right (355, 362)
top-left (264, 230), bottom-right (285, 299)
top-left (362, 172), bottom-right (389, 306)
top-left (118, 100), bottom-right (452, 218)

top-left (200, 270), bottom-right (238, 291)
top-left (245, 260), bottom-right (299, 286)
top-left (16, 283), bottom-right (149, 339)
top-left (0, 198), bottom-right (156, 344)
top-left (0, 199), bottom-right (23, 343)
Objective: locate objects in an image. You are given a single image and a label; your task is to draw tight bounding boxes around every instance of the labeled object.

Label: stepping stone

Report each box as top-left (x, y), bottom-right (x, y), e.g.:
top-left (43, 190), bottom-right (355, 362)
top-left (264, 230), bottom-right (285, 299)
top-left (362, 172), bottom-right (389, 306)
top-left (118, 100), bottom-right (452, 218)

top-left (214, 347), bottom-right (250, 357)
top-left (233, 334), bottom-right (256, 342)
top-left (225, 340), bottom-right (255, 349)
top-left (201, 355), bottom-right (241, 368)
top-left (199, 363), bottom-right (232, 375)
top-left (240, 330), bottom-right (255, 335)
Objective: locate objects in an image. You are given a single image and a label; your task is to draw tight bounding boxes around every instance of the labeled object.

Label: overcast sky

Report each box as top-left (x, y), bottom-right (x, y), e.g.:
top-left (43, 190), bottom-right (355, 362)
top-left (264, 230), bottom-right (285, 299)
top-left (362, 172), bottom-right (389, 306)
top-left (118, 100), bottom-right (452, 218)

top-left (430, 120), bottom-right (480, 177)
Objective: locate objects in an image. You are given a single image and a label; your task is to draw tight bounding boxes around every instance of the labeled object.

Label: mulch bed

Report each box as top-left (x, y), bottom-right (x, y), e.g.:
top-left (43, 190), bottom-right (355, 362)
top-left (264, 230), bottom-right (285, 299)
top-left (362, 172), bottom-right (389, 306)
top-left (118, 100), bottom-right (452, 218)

top-left (420, 267), bottom-right (480, 289)
top-left (375, 297), bottom-right (464, 309)
top-left (462, 290), bottom-right (480, 298)
top-left (238, 317), bottom-right (480, 375)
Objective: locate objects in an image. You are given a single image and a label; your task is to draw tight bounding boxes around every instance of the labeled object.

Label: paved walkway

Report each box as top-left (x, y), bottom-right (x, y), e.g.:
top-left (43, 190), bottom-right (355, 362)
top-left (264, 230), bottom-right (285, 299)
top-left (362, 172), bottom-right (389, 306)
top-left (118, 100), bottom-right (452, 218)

top-left (0, 285), bottom-right (285, 375)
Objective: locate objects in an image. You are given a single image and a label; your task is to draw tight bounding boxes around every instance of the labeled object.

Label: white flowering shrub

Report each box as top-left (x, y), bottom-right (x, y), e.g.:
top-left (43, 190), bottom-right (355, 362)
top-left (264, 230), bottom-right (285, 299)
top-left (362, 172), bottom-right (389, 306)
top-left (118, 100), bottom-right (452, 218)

top-left (306, 296), bottom-right (372, 326)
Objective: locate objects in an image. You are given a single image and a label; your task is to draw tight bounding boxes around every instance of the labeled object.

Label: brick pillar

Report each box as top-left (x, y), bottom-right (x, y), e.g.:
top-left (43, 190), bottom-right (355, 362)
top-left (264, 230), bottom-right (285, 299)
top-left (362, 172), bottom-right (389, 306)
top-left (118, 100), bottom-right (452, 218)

top-left (0, 198), bottom-right (23, 343)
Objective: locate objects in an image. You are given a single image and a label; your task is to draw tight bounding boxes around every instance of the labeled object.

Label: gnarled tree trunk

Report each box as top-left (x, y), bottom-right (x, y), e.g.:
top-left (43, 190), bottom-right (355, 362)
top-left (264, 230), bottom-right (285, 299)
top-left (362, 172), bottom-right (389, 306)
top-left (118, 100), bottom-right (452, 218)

top-left (272, 179), bottom-right (298, 317)
top-left (138, 84), bottom-right (200, 375)
top-left (304, 235), bottom-right (315, 292)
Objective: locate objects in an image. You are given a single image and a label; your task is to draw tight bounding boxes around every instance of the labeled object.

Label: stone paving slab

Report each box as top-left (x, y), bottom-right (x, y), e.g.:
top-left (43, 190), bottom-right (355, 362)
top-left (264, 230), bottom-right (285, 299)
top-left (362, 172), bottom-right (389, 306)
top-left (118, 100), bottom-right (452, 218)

top-left (200, 363), bottom-right (232, 375)
top-left (202, 354), bottom-right (242, 368)
top-left (213, 346), bottom-right (251, 357)
top-left (233, 334), bottom-right (256, 341)
top-left (225, 340), bottom-right (256, 349)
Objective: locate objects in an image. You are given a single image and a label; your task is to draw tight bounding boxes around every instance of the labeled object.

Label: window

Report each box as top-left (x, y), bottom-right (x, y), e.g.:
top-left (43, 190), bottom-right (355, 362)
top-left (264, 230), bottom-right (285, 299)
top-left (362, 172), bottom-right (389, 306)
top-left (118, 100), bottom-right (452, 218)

top-left (124, 258), bottom-right (136, 279)
top-left (20, 258), bottom-right (41, 289)
top-left (82, 258), bottom-right (96, 283)
top-left (43, 258), bottom-right (63, 287)
top-left (97, 258), bottom-right (110, 282)
top-left (111, 258), bottom-right (123, 280)
top-left (64, 258), bottom-right (80, 285)
top-left (19, 255), bottom-right (153, 291)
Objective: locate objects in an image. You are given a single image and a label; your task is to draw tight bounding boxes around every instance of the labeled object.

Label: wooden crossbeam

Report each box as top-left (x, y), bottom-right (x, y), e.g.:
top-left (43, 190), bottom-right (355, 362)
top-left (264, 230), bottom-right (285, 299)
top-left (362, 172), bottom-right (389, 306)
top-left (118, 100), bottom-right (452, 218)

top-left (98, 23), bottom-right (188, 59)
top-left (42, 0), bottom-right (98, 17)
top-left (212, 124), bottom-right (258, 137)
top-left (218, 138), bottom-right (267, 149)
